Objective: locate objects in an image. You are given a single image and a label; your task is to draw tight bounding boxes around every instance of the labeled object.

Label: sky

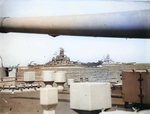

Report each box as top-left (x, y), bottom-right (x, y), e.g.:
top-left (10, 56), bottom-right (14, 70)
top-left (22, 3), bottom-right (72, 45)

top-left (0, 0), bottom-right (150, 67)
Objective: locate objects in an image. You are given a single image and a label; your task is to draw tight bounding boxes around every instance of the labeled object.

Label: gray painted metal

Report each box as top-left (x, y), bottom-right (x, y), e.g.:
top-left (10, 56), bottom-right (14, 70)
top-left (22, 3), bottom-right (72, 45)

top-left (0, 10), bottom-right (150, 38)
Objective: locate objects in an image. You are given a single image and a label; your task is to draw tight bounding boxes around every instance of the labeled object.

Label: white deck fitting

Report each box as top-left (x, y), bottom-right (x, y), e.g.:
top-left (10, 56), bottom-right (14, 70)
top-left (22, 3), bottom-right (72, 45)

top-left (54, 71), bottom-right (66, 83)
top-left (0, 88), bottom-right (40, 94)
top-left (40, 86), bottom-right (58, 114)
top-left (24, 72), bottom-right (35, 82)
top-left (100, 110), bottom-right (134, 114)
top-left (42, 70), bottom-right (55, 82)
top-left (70, 82), bottom-right (111, 111)
top-left (43, 110), bottom-right (55, 114)
top-left (54, 71), bottom-right (66, 91)
top-left (99, 109), bottom-right (150, 114)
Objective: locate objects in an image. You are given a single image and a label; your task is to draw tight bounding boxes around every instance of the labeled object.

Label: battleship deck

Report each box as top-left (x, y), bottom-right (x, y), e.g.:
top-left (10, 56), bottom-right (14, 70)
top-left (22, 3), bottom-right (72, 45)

top-left (0, 87), bottom-right (130, 114)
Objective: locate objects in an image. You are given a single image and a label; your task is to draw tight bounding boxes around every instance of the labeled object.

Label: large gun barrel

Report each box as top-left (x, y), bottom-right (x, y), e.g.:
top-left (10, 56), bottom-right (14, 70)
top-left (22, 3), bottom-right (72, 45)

top-left (0, 10), bottom-right (150, 38)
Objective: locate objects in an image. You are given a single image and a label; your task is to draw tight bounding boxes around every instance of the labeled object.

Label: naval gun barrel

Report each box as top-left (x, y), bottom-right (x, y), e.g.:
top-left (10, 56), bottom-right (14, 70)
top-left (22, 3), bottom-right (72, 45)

top-left (0, 10), bottom-right (150, 38)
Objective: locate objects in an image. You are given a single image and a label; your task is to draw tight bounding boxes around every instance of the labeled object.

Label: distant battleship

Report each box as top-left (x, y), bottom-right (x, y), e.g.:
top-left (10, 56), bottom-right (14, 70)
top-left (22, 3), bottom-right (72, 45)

top-left (44, 48), bottom-right (74, 66)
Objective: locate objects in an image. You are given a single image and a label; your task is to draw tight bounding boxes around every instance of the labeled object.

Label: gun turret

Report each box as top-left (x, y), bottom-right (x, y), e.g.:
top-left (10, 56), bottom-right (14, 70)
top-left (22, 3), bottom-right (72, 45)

top-left (0, 10), bottom-right (150, 38)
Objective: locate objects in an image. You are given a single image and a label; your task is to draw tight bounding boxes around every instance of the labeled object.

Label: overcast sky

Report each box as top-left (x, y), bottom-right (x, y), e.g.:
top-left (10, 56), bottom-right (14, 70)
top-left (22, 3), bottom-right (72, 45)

top-left (0, 0), bottom-right (150, 67)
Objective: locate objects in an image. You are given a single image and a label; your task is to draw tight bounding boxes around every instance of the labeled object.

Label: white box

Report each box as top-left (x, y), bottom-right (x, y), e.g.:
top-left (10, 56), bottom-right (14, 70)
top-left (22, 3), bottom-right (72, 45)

top-left (40, 87), bottom-right (58, 110)
top-left (24, 72), bottom-right (35, 82)
top-left (70, 82), bottom-right (111, 111)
